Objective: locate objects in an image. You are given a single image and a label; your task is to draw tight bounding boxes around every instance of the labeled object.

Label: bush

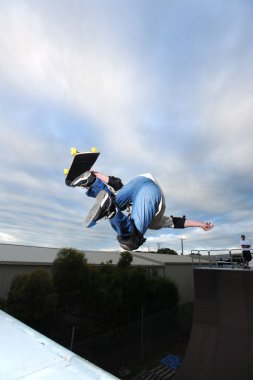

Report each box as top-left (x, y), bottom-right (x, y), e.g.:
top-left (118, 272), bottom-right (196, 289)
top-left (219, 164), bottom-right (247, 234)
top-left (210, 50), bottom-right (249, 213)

top-left (52, 248), bottom-right (89, 312)
top-left (117, 251), bottom-right (133, 268)
top-left (7, 269), bottom-right (57, 327)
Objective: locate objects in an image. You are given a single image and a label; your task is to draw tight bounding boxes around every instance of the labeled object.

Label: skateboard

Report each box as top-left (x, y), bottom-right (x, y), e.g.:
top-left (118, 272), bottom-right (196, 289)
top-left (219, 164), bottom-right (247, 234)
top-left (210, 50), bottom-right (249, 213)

top-left (64, 147), bottom-right (100, 187)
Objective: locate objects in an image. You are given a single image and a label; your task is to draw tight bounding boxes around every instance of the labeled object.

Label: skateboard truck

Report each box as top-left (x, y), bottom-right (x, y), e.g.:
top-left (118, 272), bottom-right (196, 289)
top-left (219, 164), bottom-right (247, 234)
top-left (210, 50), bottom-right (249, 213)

top-left (70, 146), bottom-right (98, 156)
top-left (70, 147), bottom-right (79, 156)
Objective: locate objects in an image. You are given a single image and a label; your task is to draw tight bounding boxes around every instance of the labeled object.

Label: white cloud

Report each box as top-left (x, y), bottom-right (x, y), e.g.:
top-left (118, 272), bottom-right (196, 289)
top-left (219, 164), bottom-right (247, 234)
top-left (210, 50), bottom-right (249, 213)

top-left (0, 232), bottom-right (17, 243)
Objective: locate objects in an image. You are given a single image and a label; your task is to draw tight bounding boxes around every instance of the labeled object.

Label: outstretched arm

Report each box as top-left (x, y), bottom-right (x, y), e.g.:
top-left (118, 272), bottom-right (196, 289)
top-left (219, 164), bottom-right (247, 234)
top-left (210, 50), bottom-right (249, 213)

top-left (171, 215), bottom-right (214, 231)
top-left (184, 220), bottom-right (214, 231)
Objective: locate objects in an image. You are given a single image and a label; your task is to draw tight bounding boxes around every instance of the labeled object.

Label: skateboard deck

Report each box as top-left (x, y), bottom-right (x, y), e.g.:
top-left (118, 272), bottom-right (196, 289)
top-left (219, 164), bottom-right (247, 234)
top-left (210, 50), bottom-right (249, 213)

top-left (64, 147), bottom-right (100, 187)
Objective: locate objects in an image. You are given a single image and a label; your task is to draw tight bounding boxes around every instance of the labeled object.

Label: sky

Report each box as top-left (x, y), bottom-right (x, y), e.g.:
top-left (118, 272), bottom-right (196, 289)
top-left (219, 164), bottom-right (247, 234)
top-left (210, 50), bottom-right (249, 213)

top-left (0, 0), bottom-right (253, 254)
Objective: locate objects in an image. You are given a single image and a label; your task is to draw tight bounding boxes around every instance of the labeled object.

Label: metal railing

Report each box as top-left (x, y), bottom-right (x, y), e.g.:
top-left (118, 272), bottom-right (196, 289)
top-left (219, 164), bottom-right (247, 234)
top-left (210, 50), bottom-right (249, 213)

top-left (190, 248), bottom-right (253, 268)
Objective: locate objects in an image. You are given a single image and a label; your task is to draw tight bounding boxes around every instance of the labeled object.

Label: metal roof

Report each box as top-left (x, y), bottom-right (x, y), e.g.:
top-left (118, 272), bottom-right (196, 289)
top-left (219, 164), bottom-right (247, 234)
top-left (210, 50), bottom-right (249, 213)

top-left (0, 243), bottom-right (166, 266)
top-left (0, 309), bottom-right (118, 380)
top-left (0, 244), bottom-right (59, 265)
top-left (0, 243), bottom-right (200, 267)
top-left (132, 251), bottom-right (197, 264)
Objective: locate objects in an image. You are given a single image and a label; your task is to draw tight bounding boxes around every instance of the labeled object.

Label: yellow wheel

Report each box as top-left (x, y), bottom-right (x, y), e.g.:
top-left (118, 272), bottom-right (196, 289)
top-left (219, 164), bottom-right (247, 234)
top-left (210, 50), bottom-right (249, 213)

top-left (90, 146), bottom-right (98, 153)
top-left (71, 147), bottom-right (79, 156)
top-left (64, 168), bottom-right (69, 175)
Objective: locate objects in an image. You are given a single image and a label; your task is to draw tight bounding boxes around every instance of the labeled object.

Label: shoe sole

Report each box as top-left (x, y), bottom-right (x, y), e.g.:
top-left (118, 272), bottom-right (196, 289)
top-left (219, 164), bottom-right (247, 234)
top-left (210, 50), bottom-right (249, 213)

top-left (85, 190), bottom-right (110, 228)
top-left (71, 171), bottom-right (91, 187)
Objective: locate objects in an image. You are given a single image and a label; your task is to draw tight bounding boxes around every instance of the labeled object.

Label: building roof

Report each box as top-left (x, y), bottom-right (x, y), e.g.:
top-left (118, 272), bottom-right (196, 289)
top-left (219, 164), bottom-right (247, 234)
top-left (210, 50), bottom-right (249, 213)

top-left (0, 244), bottom-right (60, 265)
top-left (0, 243), bottom-right (161, 266)
top-left (0, 243), bottom-right (196, 266)
top-left (0, 309), bottom-right (118, 380)
top-left (132, 251), bottom-right (198, 264)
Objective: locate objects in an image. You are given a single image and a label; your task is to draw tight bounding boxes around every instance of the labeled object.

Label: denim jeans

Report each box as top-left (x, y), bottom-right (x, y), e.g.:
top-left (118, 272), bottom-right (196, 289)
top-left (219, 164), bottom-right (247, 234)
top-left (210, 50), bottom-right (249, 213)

top-left (86, 176), bottom-right (161, 237)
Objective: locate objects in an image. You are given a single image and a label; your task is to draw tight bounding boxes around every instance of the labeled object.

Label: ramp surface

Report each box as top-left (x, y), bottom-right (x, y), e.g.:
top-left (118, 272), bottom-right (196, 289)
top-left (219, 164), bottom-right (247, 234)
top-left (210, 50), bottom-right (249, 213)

top-left (0, 309), bottom-right (118, 380)
top-left (175, 268), bottom-right (253, 380)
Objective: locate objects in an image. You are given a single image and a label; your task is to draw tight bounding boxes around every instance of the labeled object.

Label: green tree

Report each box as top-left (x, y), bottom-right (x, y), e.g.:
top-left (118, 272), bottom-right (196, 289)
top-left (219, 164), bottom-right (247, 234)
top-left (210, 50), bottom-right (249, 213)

top-left (91, 266), bottom-right (124, 318)
top-left (50, 247), bottom-right (179, 320)
top-left (157, 248), bottom-right (178, 255)
top-left (146, 275), bottom-right (179, 310)
top-left (119, 267), bottom-right (148, 311)
top-left (92, 265), bottom-right (179, 319)
top-left (119, 267), bottom-right (179, 313)
top-left (117, 251), bottom-right (133, 268)
top-left (7, 269), bottom-right (57, 327)
top-left (52, 247), bottom-right (89, 312)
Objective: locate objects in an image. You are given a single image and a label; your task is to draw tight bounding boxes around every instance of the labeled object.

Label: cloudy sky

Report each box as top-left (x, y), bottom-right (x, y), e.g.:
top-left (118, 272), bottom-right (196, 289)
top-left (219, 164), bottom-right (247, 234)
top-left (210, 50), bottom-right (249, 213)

top-left (0, 0), bottom-right (253, 254)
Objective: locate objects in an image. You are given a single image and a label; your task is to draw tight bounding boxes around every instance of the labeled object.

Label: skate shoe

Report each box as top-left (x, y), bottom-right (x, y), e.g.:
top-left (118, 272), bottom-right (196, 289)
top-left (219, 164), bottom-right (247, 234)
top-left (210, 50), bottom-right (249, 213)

top-left (85, 190), bottom-right (116, 228)
top-left (71, 171), bottom-right (96, 188)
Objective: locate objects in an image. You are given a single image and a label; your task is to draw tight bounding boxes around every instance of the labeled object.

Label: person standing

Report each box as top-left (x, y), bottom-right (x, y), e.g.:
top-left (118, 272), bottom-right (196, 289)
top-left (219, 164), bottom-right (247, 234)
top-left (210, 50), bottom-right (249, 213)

top-left (240, 234), bottom-right (252, 269)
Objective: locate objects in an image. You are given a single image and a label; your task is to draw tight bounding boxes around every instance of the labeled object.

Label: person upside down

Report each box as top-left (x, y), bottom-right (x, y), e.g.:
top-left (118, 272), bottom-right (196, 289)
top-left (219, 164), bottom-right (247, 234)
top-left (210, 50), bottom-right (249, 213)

top-left (67, 171), bottom-right (214, 251)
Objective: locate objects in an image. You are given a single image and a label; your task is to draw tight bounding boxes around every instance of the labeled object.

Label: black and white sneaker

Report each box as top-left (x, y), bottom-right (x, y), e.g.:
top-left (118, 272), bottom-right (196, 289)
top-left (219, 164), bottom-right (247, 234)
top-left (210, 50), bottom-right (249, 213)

top-left (71, 171), bottom-right (96, 188)
top-left (85, 190), bottom-right (116, 228)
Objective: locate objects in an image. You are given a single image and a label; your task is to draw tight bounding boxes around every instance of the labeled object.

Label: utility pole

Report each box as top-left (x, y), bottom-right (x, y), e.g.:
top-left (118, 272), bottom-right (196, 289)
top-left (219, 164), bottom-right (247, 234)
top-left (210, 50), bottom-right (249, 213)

top-left (180, 237), bottom-right (186, 255)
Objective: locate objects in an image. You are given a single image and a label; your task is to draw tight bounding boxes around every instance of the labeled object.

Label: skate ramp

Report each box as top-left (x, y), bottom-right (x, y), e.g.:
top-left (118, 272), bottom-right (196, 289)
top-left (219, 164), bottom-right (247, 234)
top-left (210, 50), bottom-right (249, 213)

top-left (175, 268), bottom-right (253, 380)
top-left (0, 309), bottom-right (118, 380)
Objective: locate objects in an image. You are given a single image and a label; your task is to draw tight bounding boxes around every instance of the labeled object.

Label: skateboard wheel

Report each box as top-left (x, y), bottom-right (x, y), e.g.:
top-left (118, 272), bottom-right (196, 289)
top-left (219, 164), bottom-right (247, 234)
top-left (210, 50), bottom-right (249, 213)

top-left (64, 168), bottom-right (69, 175)
top-left (90, 146), bottom-right (98, 153)
top-left (71, 147), bottom-right (79, 156)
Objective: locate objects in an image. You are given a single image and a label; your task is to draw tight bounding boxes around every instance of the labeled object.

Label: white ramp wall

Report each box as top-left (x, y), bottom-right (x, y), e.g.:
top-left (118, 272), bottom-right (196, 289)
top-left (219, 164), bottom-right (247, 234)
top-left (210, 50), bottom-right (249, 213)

top-left (0, 310), bottom-right (119, 380)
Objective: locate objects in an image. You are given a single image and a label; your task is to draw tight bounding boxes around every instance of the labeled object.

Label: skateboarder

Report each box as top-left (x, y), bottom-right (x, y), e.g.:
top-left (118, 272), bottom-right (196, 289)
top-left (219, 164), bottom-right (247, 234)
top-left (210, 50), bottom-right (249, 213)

top-left (71, 171), bottom-right (214, 251)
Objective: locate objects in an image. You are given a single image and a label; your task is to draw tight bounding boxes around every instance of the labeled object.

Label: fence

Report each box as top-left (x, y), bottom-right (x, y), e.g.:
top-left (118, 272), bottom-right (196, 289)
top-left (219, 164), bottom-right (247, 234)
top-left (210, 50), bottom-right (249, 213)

top-left (190, 248), bottom-right (253, 268)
